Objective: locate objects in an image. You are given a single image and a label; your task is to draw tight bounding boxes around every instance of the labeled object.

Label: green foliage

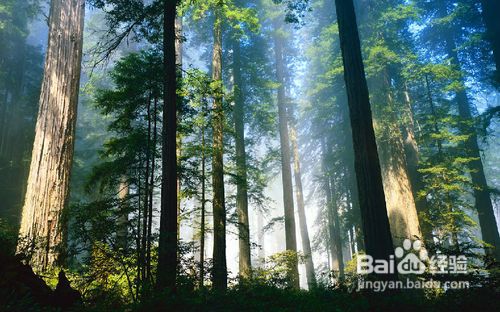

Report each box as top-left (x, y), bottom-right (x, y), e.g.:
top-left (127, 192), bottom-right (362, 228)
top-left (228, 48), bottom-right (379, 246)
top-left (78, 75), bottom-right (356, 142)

top-left (73, 242), bottom-right (139, 306)
top-left (251, 251), bottom-right (302, 288)
top-left (272, 0), bottom-right (311, 25)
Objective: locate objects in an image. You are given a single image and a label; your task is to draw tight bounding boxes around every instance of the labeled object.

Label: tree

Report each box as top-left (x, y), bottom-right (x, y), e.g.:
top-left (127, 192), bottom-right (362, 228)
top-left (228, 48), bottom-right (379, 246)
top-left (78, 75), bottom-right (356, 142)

top-left (233, 37), bottom-right (252, 280)
top-left (333, 0), bottom-right (395, 274)
top-left (273, 19), bottom-right (300, 289)
top-left (289, 103), bottom-right (316, 288)
top-left (360, 1), bottom-right (423, 246)
top-left (17, 0), bottom-right (85, 270)
top-left (444, 35), bottom-right (500, 261)
top-left (416, 0), bottom-right (500, 261)
top-left (157, 0), bottom-right (178, 291)
top-left (211, 0), bottom-right (227, 291)
top-left (74, 50), bottom-right (163, 299)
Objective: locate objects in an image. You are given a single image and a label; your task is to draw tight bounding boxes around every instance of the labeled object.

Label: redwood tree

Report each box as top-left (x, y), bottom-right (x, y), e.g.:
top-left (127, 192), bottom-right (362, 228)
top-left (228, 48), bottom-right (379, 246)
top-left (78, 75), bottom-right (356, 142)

top-left (157, 0), bottom-right (178, 291)
top-left (233, 38), bottom-right (252, 280)
top-left (211, 0), bottom-right (228, 291)
top-left (333, 0), bottom-right (395, 271)
top-left (17, 0), bottom-right (85, 271)
top-left (273, 22), bottom-right (300, 289)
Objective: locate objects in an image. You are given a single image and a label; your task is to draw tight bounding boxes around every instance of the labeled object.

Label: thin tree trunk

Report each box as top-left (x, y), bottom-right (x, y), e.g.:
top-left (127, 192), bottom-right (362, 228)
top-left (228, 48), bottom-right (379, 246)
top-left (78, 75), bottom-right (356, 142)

top-left (348, 227), bottom-right (355, 258)
top-left (117, 176), bottom-right (129, 250)
top-left (141, 93), bottom-right (152, 288)
top-left (257, 209), bottom-right (265, 267)
top-left (175, 16), bottom-right (183, 241)
top-left (334, 0), bottom-right (395, 278)
top-left (328, 175), bottom-right (344, 279)
top-left (136, 173), bottom-right (142, 291)
top-left (321, 141), bottom-right (344, 278)
top-left (211, 1), bottom-right (227, 291)
top-left (346, 164), bottom-right (364, 251)
top-left (424, 75), bottom-right (443, 156)
top-left (157, 0), bottom-right (178, 291)
top-left (146, 95), bottom-right (158, 282)
top-left (289, 106), bottom-right (316, 289)
top-left (199, 119), bottom-right (206, 287)
top-left (273, 24), bottom-right (299, 289)
top-left (232, 38), bottom-right (252, 280)
top-left (17, 0), bottom-right (85, 271)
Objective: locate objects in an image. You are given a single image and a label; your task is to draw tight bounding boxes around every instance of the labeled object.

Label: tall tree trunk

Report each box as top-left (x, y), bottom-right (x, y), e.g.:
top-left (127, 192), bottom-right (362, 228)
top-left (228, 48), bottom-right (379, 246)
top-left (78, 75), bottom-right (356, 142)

top-left (289, 106), bottom-right (316, 289)
top-left (479, 0), bottom-right (500, 82)
top-left (157, 0), bottom-right (178, 291)
top-left (17, 0), bottom-right (85, 271)
top-left (334, 0), bottom-right (395, 276)
top-left (232, 39), bottom-right (252, 279)
top-left (370, 71), bottom-right (422, 247)
top-left (146, 95), bottom-right (158, 282)
top-left (273, 24), bottom-right (299, 289)
top-left (445, 35), bottom-right (500, 261)
top-left (211, 2), bottom-right (227, 291)
top-left (400, 84), bottom-right (433, 244)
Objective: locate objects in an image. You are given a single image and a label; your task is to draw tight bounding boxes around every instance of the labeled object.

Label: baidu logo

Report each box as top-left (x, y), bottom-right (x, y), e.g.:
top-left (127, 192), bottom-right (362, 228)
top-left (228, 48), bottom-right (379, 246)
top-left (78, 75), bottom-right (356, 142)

top-left (357, 239), bottom-right (467, 275)
top-left (394, 239), bottom-right (427, 274)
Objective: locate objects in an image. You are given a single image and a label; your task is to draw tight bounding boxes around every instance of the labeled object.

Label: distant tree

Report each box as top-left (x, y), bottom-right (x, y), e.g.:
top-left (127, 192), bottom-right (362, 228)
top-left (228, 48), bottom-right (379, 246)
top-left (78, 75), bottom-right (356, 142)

top-left (273, 20), bottom-right (300, 288)
top-left (289, 103), bottom-right (316, 288)
top-left (232, 34), bottom-right (252, 280)
top-left (0, 0), bottom-right (43, 229)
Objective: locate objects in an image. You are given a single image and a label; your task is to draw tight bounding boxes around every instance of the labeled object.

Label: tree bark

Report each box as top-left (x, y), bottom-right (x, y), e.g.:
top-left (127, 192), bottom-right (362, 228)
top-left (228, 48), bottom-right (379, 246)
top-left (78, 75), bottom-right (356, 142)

top-left (273, 25), bottom-right (299, 289)
top-left (211, 2), bottom-right (227, 291)
top-left (400, 84), bottom-right (433, 244)
top-left (334, 0), bottom-right (395, 276)
top-left (157, 0), bottom-right (178, 291)
top-left (232, 39), bottom-right (252, 280)
top-left (370, 71), bottom-right (422, 247)
top-left (17, 0), bottom-right (85, 271)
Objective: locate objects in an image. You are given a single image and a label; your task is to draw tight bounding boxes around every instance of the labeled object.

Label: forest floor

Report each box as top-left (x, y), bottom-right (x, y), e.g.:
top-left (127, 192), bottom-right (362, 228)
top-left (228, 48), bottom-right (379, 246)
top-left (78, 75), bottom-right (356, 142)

top-left (2, 247), bottom-right (499, 311)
